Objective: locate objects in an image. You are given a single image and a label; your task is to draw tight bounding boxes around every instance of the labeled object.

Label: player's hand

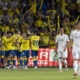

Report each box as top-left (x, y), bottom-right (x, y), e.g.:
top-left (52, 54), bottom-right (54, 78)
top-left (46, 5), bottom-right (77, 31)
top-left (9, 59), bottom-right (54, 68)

top-left (14, 38), bottom-right (17, 41)
top-left (17, 46), bottom-right (20, 51)
top-left (64, 48), bottom-right (66, 52)
top-left (1, 47), bottom-right (3, 51)
top-left (54, 49), bottom-right (57, 54)
top-left (68, 48), bottom-right (72, 54)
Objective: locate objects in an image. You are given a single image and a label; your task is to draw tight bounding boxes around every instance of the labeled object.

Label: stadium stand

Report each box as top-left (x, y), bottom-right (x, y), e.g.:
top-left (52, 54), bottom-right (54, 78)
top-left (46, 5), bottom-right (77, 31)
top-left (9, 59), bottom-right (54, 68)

top-left (0, 0), bottom-right (80, 47)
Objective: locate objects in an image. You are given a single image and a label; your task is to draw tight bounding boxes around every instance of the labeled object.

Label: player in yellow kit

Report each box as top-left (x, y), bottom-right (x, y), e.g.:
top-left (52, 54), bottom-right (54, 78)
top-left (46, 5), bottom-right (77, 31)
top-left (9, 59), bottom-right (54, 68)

top-left (1, 32), bottom-right (7, 68)
top-left (30, 32), bottom-right (40, 69)
top-left (3, 32), bottom-right (13, 69)
top-left (16, 31), bottom-right (23, 68)
top-left (11, 31), bottom-right (20, 69)
top-left (19, 33), bottom-right (30, 69)
top-left (12, 30), bottom-right (23, 67)
top-left (0, 33), bottom-right (5, 68)
top-left (12, 31), bottom-right (19, 61)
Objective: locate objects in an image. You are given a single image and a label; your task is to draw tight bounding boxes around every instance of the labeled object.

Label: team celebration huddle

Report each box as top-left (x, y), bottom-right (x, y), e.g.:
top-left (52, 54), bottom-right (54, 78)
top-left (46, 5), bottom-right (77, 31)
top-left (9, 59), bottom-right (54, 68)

top-left (0, 21), bottom-right (80, 77)
top-left (0, 30), bottom-right (40, 70)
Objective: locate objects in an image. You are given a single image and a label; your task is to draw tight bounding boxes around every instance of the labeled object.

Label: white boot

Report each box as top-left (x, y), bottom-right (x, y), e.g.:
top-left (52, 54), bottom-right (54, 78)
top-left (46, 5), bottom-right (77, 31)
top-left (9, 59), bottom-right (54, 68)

top-left (13, 66), bottom-right (17, 69)
top-left (24, 66), bottom-right (28, 69)
top-left (34, 66), bottom-right (38, 69)
top-left (6, 66), bottom-right (10, 69)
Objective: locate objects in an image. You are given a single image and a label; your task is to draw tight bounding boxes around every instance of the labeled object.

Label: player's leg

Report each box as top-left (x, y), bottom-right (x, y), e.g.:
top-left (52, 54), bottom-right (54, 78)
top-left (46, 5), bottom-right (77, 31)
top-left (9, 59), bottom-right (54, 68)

top-left (78, 60), bottom-right (80, 75)
top-left (34, 51), bottom-right (38, 69)
top-left (4, 51), bottom-right (8, 67)
top-left (19, 52), bottom-right (23, 69)
top-left (59, 57), bottom-right (62, 72)
top-left (31, 50), bottom-right (38, 69)
top-left (73, 59), bottom-right (78, 76)
top-left (73, 50), bottom-right (79, 76)
top-left (9, 50), bottom-right (14, 68)
top-left (23, 51), bottom-right (27, 68)
top-left (1, 51), bottom-right (5, 68)
top-left (63, 49), bottom-right (68, 71)
top-left (23, 50), bottom-right (29, 69)
top-left (63, 58), bottom-right (68, 71)
top-left (16, 50), bottom-right (20, 67)
top-left (12, 50), bottom-right (17, 69)
top-left (78, 52), bottom-right (80, 75)
top-left (58, 51), bottom-right (62, 72)
top-left (6, 51), bottom-right (11, 69)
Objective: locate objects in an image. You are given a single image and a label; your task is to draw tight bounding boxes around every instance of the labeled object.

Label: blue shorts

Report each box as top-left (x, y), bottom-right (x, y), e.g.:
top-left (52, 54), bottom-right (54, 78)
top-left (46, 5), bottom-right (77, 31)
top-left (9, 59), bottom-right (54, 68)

top-left (9, 50), bottom-right (16, 56)
top-left (4, 51), bottom-right (9, 57)
top-left (1, 51), bottom-right (4, 56)
top-left (23, 50), bottom-right (30, 58)
top-left (31, 50), bottom-right (38, 56)
top-left (15, 50), bottom-right (19, 57)
top-left (1, 50), bottom-right (16, 57)
top-left (0, 50), bottom-right (2, 55)
top-left (19, 52), bottom-right (23, 57)
top-left (19, 50), bottom-right (30, 58)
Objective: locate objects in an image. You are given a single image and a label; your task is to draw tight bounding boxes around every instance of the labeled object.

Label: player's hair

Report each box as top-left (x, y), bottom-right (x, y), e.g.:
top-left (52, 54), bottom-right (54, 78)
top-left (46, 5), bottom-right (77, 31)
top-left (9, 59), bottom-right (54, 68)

top-left (7, 31), bottom-right (12, 34)
top-left (58, 27), bottom-right (64, 32)
top-left (23, 32), bottom-right (27, 35)
top-left (14, 30), bottom-right (18, 34)
top-left (57, 27), bottom-right (64, 34)
top-left (59, 27), bottom-right (64, 30)
top-left (14, 30), bottom-right (20, 34)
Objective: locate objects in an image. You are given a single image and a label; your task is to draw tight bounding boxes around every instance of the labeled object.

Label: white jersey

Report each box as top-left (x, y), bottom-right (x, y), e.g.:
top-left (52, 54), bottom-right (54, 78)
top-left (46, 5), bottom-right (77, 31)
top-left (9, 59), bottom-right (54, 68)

top-left (70, 29), bottom-right (80, 48)
top-left (56, 34), bottom-right (69, 51)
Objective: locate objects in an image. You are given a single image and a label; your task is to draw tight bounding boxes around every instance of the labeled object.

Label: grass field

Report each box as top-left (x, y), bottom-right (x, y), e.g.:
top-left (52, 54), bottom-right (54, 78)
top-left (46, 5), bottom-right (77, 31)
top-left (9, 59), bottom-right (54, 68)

top-left (0, 68), bottom-right (80, 80)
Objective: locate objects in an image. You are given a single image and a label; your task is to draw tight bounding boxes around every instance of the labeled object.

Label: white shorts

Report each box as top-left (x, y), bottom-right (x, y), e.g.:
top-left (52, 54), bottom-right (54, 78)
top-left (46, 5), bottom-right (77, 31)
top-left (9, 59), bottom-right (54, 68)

top-left (73, 47), bottom-right (80, 59)
top-left (57, 49), bottom-right (68, 58)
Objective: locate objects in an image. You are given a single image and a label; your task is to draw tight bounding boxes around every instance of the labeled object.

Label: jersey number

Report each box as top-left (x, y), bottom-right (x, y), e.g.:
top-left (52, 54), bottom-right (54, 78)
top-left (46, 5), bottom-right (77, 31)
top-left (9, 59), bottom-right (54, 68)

top-left (33, 40), bottom-right (38, 46)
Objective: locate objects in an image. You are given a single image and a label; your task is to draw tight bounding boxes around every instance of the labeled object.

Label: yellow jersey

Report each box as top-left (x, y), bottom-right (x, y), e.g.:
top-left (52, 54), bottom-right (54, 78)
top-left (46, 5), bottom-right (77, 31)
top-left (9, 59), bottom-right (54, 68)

top-left (13, 18), bottom-right (19, 24)
top-left (32, 2), bottom-right (37, 14)
top-left (17, 35), bottom-right (23, 49)
top-left (31, 36), bottom-right (40, 50)
top-left (35, 18), bottom-right (42, 27)
top-left (8, 8), bottom-right (13, 17)
top-left (12, 34), bottom-right (18, 50)
top-left (2, 36), bottom-right (7, 51)
top-left (20, 38), bottom-right (30, 51)
top-left (4, 37), bottom-right (13, 51)
top-left (40, 34), bottom-right (49, 46)
top-left (49, 40), bottom-right (55, 48)
top-left (0, 38), bottom-right (2, 50)
top-left (1, 26), bottom-right (9, 32)
top-left (11, 27), bottom-right (15, 32)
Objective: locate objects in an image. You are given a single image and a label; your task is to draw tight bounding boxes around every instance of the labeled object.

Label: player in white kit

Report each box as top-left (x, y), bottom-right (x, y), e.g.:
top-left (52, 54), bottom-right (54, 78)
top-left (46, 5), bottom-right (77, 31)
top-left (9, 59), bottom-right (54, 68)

top-left (70, 22), bottom-right (80, 76)
top-left (56, 28), bottom-right (69, 72)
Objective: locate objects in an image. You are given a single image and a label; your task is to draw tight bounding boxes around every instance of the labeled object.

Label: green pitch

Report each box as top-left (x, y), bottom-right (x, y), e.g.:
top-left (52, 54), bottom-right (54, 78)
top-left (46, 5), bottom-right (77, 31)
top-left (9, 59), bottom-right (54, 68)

top-left (0, 68), bottom-right (80, 80)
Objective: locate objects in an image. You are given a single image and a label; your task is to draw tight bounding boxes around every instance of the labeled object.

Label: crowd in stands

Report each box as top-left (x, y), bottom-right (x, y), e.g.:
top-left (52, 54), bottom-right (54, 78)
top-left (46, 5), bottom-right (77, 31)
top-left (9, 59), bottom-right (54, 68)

top-left (0, 0), bottom-right (80, 48)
